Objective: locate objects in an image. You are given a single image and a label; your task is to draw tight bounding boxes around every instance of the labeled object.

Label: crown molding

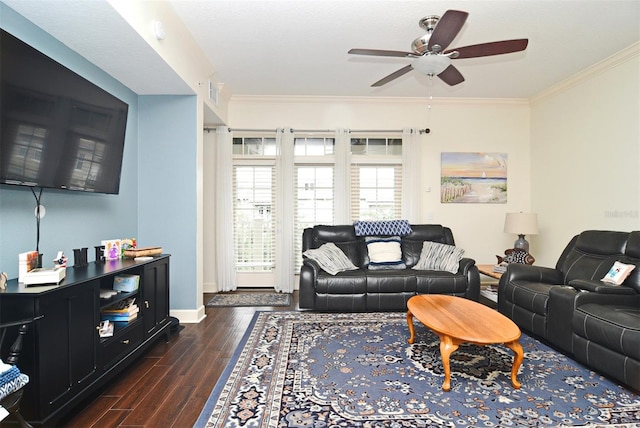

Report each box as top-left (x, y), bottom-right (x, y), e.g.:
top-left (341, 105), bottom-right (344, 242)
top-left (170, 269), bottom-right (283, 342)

top-left (531, 42), bottom-right (640, 104)
top-left (230, 94), bottom-right (528, 106)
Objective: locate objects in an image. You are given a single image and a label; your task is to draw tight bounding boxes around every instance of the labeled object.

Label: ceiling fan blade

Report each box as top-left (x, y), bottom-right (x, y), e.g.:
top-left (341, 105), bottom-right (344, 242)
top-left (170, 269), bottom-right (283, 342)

top-left (428, 9), bottom-right (468, 52)
top-left (348, 48), bottom-right (415, 58)
top-left (437, 64), bottom-right (465, 86)
top-left (446, 39), bottom-right (529, 59)
top-left (372, 65), bottom-right (413, 87)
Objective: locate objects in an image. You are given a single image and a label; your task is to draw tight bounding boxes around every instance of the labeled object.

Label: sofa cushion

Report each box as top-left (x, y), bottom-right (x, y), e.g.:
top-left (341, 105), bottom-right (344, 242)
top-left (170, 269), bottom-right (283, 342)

top-left (573, 303), bottom-right (640, 360)
top-left (303, 243), bottom-right (358, 275)
top-left (365, 269), bottom-right (416, 293)
top-left (365, 236), bottom-right (406, 270)
top-left (414, 271), bottom-right (469, 296)
top-left (314, 270), bottom-right (367, 294)
top-left (412, 241), bottom-right (464, 274)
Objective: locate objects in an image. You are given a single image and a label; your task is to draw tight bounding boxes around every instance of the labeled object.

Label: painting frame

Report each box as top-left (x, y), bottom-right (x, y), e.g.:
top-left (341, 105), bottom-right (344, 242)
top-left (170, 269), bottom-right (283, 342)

top-left (441, 152), bottom-right (508, 203)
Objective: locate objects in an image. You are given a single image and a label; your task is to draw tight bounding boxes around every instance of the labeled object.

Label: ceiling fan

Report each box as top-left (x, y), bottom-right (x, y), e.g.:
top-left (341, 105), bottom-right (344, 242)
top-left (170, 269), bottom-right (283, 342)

top-left (348, 10), bottom-right (528, 87)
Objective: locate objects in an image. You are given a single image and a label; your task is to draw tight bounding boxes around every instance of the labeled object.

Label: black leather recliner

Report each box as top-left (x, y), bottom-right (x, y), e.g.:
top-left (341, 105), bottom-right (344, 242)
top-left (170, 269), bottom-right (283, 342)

top-left (498, 230), bottom-right (640, 391)
top-left (299, 224), bottom-right (480, 312)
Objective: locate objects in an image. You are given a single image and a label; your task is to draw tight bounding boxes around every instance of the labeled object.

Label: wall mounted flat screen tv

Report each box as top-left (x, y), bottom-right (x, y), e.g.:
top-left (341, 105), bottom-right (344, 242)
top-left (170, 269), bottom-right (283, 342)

top-left (0, 28), bottom-right (129, 194)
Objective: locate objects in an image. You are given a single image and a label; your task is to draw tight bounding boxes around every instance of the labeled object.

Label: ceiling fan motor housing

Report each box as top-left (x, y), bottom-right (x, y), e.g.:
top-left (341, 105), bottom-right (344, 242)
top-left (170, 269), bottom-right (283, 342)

top-left (412, 15), bottom-right (440, 54)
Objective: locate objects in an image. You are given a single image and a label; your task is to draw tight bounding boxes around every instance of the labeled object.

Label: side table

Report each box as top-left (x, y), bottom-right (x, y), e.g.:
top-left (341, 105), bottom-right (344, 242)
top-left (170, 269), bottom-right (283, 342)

top-left (476, 264), bottom-right (502, 305)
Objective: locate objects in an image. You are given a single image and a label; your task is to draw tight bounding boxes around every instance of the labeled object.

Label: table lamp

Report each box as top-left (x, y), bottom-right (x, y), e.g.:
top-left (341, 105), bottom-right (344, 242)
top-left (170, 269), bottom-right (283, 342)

top-left (504, 212), bottom-right (539, 252)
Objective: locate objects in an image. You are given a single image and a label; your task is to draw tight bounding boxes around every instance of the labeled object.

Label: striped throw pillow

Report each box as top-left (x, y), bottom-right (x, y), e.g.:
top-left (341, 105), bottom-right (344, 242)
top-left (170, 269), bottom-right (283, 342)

top-left (303, 243), bottom-right (358, 276)
top-left (412, 241), bottom-right (464, 274)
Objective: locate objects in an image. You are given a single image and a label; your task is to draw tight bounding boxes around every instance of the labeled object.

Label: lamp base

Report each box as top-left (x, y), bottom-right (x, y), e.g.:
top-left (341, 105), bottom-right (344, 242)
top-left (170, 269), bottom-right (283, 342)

top-left (513, 235), bottom-right (529, 252)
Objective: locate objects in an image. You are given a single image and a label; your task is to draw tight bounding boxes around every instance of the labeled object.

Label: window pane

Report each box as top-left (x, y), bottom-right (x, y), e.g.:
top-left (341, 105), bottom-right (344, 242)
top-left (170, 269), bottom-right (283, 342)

top-left (294, 138), bottom-right (306, 156)
top-left (232, 138), bottom-right (243, 155)
top-left (294, 165), bottom-right (334, 270)
top-left (351, 138), bottom-right (366, 155)
top-left (306, 138), bottom-right (325, 156)
top-left (264, 138), bottom-right (276, 155)
top-left (388, 138), bottom-right (402, 155)
top-left (351, 164), bottom-right (402, 222)
top-left (325, 138), bottom-right (335, 155)
top-left (233, 165), bottom-right (275, 272)
top-left (368, 138), bottom-right (386, 155)
top-left (245, 137), bottom-right (262, 155)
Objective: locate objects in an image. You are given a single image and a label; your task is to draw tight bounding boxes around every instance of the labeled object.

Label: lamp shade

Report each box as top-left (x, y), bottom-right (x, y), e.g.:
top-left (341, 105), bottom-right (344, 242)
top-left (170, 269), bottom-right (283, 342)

top-left (504, 213), bottom-right (539, 235)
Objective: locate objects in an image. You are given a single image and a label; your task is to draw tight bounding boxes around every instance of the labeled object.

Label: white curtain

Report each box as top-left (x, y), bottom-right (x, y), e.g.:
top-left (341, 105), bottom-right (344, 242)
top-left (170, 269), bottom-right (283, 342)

top-left (274, 128), bottom-right (295, 293)
top-left (215, 126), bottom-right (237, 292)
top-left (333, 128), bottom-right (351, 224)
top-left (402, 128), bottom-right (421, 223)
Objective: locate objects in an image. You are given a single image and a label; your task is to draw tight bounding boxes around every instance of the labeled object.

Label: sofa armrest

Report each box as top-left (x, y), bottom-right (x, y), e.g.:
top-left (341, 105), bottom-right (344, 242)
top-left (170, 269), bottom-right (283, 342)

top-left (547, 286), bottom-right (580, 353)
top-left (458, 258), bottom-right (480, 300)
top-left (568, 279), bottom-right (636, 295)
top-left (299, 259), bottom-right (321, 309)
top-left (501, 263), bottom-right (563, 284)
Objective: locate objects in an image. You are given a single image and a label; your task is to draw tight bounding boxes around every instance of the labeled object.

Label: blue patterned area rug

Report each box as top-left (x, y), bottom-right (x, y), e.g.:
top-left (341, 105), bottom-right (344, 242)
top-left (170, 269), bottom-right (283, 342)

top-left (205, 292), bottom-right (291, 307)
top-left (195, 311), bottom-right (640, 427)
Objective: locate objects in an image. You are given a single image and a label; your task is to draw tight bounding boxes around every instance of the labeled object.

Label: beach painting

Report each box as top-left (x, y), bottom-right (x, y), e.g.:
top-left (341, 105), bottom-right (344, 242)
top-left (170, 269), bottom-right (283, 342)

top-left (441, 152), bottom-right (507, 203)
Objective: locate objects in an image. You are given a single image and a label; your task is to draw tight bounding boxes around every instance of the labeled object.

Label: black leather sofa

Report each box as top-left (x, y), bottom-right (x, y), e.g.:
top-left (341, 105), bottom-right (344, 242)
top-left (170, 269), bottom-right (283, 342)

top-left (498, 230), bottom-right (640, 391)
top-left (299, 224), bottom-right (480, 311)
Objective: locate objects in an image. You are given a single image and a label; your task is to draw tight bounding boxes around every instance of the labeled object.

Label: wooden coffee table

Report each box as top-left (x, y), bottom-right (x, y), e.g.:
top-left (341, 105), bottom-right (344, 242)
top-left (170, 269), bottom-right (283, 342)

top-left (407, 294), bottom-right (524, 391)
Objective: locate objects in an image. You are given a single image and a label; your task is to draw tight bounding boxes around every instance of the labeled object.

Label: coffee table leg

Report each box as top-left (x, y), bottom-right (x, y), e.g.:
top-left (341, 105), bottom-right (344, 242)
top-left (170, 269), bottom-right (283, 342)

top-left (505, 340), bottom-right (524, 389)
top-left (407, 311), bottom-right (415, 344)
top-left (438, 335), bottom-right (459, 391)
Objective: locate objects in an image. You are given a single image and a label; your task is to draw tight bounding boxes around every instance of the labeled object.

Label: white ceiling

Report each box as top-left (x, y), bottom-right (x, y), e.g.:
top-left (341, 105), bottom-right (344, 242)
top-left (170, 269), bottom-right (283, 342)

top-left (4, 0), bottom-right (640, 100)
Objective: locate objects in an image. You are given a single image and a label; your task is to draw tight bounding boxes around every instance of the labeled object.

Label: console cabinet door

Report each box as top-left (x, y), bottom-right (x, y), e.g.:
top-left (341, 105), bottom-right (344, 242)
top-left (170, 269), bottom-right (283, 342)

top-left (37, 281), bottom-right (99, 418)
top-left (142, 258), bottom-right (169, 338)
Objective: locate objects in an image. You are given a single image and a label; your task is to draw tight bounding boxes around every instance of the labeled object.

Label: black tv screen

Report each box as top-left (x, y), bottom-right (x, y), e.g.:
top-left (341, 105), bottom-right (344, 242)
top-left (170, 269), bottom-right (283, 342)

top-left (0, 29), bottom-right (128, 194)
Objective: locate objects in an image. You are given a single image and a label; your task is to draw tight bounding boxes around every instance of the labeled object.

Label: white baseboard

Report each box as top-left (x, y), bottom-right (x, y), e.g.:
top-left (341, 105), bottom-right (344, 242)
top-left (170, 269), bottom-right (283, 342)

top-left (170, 305), bottom-right (206, 324)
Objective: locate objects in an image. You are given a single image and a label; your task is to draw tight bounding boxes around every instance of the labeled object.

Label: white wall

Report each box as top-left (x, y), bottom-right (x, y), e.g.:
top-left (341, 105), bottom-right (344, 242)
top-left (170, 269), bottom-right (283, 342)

top-left (202, 96), bottom-right (531, 291)
top-left (203, 130), bottom-right (217, 292)
top-left (531, 44), bottom-right (640, 266)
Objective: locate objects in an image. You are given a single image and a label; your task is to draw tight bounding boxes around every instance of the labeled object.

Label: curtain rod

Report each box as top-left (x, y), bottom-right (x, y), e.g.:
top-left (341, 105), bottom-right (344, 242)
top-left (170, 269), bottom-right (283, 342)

top-left (204, 127), bottom-right (430, 134)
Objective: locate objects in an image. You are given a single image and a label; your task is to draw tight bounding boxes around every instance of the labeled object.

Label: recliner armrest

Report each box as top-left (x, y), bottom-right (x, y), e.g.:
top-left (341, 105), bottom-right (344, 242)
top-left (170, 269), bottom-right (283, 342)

top-left (568, 279), bottom-right (636, 294)
top-left (457, 257), bottom-right (476, 274)
top-left (302, 257), bottom-right (322, 275)
top-left (502, 263), bottom-right (562, 284)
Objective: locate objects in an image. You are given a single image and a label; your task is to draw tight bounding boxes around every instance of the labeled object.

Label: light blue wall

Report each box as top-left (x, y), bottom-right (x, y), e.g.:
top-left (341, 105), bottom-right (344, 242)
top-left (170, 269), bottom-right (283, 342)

top-left (0, 4), bottom-right (139, 278)
top-left (1, 4), bottom-right (200, 313)
top-left (138, 95), bottom-right (198, 310)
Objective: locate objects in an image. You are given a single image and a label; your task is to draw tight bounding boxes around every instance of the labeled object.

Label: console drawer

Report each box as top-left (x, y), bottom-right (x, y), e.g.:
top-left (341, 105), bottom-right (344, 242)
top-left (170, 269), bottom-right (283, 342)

top-left (101, 321), bottom-right (144, 369)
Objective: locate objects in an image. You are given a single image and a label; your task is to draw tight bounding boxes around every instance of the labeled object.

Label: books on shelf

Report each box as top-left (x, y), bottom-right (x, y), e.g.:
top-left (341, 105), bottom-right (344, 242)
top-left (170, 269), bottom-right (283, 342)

top-left (101, 297), bottom-right (139, 322)
top-left (102, 297), bottom-right (137, 312)
top-left (101, 311), bottom-right (138, 322)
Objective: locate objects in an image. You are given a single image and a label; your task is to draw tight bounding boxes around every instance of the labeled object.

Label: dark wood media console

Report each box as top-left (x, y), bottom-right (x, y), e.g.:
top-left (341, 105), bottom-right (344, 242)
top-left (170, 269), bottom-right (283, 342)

top-left (0, 255), bottom-right (171, 426)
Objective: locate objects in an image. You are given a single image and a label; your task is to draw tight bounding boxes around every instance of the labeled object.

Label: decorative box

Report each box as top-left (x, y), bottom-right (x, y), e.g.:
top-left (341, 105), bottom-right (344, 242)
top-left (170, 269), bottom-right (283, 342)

top-left (113, 274), bottom-right (140, 292)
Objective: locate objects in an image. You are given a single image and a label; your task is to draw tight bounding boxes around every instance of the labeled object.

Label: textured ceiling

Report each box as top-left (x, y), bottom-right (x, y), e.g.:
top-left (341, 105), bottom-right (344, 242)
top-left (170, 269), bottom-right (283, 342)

top-left (4, 0), bottom-right (640, 100)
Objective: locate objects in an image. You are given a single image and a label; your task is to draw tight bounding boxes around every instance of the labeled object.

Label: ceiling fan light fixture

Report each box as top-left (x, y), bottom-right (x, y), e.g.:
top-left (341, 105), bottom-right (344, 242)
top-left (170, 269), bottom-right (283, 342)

top-left (412, 54), bottom-right (451, 76)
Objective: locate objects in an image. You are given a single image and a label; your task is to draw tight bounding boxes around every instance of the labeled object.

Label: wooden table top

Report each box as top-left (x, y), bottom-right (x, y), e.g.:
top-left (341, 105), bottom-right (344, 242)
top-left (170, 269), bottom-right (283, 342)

top-left (476, 264), bottom-right (503, 279)
top-left (407, 294), bottom-right (520, 344)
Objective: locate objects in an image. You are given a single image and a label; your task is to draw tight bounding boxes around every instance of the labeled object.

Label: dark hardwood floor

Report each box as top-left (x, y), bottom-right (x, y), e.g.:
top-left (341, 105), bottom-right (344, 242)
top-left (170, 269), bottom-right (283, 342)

top-left (56, 290), bottom-right (300, 428)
